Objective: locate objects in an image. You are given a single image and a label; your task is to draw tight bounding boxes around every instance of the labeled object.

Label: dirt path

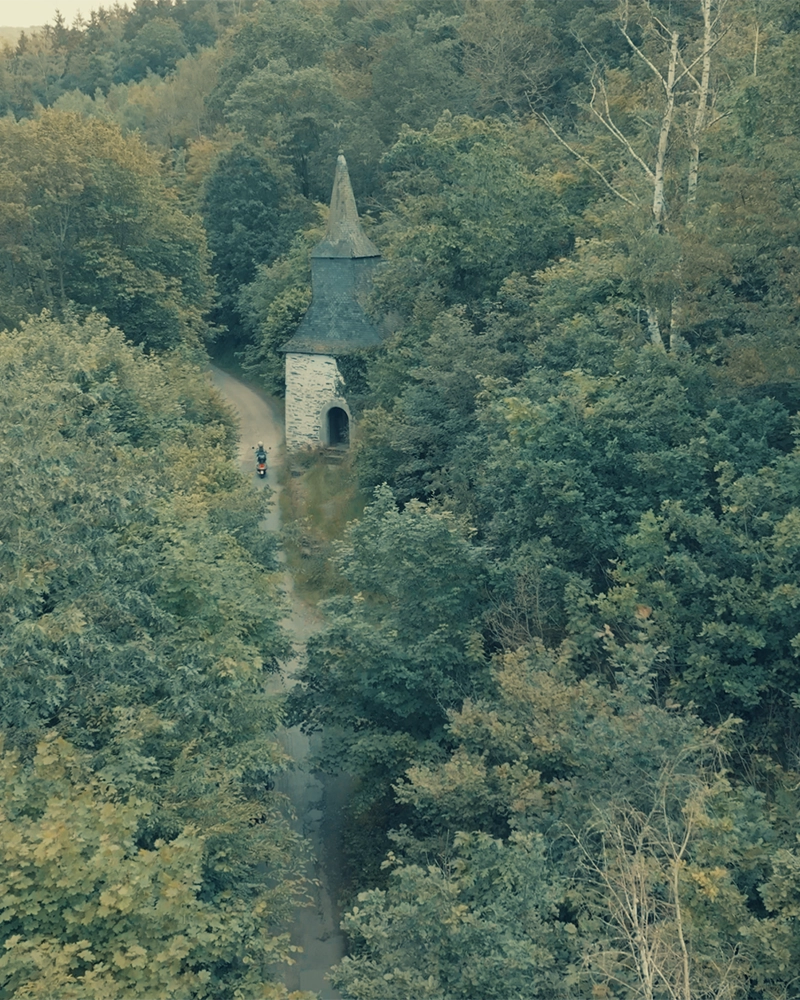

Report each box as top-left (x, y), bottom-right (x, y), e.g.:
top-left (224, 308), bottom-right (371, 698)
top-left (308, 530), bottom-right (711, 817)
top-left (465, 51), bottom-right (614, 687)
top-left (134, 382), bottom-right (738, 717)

top-left (210, 367), bottom-right (346, 1000)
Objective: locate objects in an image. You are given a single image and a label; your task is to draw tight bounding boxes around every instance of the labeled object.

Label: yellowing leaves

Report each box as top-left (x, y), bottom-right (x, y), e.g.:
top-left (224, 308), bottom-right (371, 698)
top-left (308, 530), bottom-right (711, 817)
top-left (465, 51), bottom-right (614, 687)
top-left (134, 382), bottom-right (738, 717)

top-left (688, 865), bottom-right (730, 901)
top-left (0, 733), bottom-right (299, 995)
top-left (111, 943), bottom-right (148, 969)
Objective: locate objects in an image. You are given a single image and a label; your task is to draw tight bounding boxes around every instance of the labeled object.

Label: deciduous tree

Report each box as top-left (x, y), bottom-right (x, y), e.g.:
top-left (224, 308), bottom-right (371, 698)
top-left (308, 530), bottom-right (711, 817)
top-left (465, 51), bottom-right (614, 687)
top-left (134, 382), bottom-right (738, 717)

top-left (0, 111), bottom-right (214, 350)
top-left (0, 735), bottom-right (310, 1000)
top-left (0, 312), bottom-right (304, 928)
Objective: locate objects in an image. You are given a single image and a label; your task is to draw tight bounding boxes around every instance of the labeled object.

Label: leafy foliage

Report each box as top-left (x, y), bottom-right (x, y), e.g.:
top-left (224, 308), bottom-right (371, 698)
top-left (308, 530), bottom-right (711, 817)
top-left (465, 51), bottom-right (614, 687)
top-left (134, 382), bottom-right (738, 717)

top-left (287, 485), bottom-right (489, 884)
top-left (0, 1), bottom-right (254, 116)
top-left (335, 638), bottom-right (795, 999)
top-left (5, 3), bottom-right (800, 995)
top-left (0, 735), bottom-right (303, 1000)
top-left (0, 312), bottom-right (307, 997)
top-left (289, 484), bottom-right (488, 751)
top-left (0, 111), bottom-right (214, 350)
top-left (200, 139), bottom-right (309, 342)
top-left (237, 222), bottom-right (323, 394)
top-left (334, 831), bottom-right (558, 1000)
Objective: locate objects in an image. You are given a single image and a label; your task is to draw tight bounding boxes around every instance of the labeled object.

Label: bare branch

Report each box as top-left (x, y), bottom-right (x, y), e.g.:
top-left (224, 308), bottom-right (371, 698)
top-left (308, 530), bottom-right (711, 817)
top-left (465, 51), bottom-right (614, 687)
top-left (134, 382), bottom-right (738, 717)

top-left (676, 50), bottom-right (702, 91)
top-left (674, 27), bottom-right (729, 89)
top-left (753, 20), bottom-right (759, 77)
top-left (591, 76), bottom-right (656, 180)
top-left (534, 111), bottom-right (638, 206)
top-left (617, 17), bottom-right (671, 94)
top-left (705, 111), bottom-right (731, 129)
top-left (651, 15), bottom-right (673, 39)
top-left (687, 0), bottom-right (717, 203)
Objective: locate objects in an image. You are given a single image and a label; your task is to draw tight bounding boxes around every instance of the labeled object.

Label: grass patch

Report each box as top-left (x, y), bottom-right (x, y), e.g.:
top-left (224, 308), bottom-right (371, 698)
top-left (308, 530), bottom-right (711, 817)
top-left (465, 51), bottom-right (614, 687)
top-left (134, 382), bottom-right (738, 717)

top-left (280, 450), bottom-right (367, 603)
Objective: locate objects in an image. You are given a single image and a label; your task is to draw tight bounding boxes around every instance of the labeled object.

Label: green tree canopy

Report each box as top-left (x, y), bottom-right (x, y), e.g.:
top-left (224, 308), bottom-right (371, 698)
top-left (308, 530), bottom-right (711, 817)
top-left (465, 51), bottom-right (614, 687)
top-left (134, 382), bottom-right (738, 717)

top-left (0, 313), bottom-right (307, 993)
top-left (118, 16), bottom-right (188, 81)
top-left (0, 734), bottom-right (306, 1000)
top-left (287, 485), bottom-right (489, 883)
top-left (334, 638), bottom-right (790, 999)
top-left (200, 139), bottom-right (310, 342)
top-left (0, 110), bottom-right (214, 350)
top-left (373, 114), bottom-right (571, 316)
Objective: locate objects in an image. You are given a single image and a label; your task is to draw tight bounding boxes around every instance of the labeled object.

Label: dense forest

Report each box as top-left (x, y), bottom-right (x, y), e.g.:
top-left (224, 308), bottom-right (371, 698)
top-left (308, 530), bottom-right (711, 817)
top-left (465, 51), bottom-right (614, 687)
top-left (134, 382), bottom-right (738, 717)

top-left (2, 0), bottom-right (800, 997)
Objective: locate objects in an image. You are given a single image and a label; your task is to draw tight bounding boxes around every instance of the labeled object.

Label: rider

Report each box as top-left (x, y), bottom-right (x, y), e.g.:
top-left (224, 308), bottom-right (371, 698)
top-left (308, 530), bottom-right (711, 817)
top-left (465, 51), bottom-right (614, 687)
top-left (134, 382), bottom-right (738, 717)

top-left (255, 441), bottom-right (267, 463)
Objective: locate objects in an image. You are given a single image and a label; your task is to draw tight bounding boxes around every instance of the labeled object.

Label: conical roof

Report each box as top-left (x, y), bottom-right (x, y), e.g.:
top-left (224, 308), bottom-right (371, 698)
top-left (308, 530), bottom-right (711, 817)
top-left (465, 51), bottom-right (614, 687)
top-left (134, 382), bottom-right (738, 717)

top-left (311, 153), bottom-right (380, 259)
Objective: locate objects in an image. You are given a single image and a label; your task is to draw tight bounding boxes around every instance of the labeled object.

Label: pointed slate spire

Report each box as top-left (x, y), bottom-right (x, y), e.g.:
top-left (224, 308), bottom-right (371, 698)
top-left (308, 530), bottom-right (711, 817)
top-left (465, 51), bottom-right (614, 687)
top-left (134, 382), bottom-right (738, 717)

top-left (281, 152), bottom-right (382, 355)
top-left (311, 152), bottom-right (380, 259)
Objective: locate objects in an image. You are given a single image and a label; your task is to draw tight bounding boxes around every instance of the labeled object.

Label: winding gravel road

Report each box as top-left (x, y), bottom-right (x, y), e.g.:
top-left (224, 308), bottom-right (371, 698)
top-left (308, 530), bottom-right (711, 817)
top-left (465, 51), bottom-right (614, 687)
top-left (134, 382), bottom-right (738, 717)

top-left (210, 367), bottom-right (347, 1000)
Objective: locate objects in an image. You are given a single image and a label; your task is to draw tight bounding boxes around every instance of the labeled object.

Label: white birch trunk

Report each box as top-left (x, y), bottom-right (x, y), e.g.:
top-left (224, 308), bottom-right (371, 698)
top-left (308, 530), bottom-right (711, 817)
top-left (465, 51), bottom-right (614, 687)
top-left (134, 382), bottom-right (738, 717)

top-left (647, 306), bottom-right (665, 349)
top-left (669, 315), bottom-right (684, 352)
top-left (653, 31), bottom-right (679, 228)
top-left (687, 0), bottom-right (713, 204)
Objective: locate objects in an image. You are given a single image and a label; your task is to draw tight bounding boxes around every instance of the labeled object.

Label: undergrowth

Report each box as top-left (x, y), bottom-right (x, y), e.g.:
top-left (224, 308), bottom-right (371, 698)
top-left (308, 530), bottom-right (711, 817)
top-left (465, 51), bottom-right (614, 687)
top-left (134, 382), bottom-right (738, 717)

top-left (279, 449), bottom-right (366, 603)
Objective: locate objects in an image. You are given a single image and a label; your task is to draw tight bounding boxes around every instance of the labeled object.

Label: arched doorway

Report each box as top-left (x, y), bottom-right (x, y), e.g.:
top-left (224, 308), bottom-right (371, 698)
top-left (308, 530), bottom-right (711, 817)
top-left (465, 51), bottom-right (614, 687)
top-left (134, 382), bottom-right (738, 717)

top-left (327, 406), bottom-right (349, 447)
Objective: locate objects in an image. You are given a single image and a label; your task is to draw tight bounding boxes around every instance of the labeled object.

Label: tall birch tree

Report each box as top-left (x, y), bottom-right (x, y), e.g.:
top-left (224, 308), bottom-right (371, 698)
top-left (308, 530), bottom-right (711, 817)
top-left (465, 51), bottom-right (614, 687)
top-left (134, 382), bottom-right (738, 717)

top-left (539, 0), bottom-right (731, 350)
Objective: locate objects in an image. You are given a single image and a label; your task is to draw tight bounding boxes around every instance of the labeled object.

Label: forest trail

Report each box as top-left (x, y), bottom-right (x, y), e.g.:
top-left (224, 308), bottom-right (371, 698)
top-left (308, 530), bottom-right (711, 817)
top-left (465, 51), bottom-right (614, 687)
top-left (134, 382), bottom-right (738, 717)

top-left (210, 367), bottom-right (347, 1000)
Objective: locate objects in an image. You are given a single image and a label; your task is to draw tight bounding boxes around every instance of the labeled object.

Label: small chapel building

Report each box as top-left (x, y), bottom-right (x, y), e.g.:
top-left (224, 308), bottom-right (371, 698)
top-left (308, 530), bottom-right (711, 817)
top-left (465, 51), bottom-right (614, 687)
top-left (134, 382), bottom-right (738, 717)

top-left (281, 153), bottom-right (382, 452)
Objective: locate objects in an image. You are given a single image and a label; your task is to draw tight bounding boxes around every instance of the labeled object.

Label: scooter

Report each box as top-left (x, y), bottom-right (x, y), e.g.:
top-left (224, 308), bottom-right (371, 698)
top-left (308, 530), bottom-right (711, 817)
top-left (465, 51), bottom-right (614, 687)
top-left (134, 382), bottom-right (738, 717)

top-left (253, 442), bottom-right (269, 478)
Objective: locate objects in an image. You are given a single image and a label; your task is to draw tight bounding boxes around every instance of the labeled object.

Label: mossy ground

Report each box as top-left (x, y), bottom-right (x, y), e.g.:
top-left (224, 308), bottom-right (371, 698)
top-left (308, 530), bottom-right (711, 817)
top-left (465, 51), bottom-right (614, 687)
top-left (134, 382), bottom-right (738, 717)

top-left (279, 450), bottom-right (367, 603)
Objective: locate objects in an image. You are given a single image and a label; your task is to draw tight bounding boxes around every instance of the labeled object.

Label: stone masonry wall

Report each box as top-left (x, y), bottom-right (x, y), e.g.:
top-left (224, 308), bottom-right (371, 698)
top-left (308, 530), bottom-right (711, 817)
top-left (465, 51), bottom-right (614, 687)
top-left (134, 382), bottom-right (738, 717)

top-left (285, 352), bottom-right (350, 452)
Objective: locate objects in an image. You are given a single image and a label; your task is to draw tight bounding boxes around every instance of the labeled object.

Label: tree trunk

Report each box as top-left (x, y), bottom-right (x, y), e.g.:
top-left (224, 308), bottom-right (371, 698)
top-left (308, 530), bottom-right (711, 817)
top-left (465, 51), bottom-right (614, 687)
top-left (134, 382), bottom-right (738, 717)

top-left (687, 0), bottom-right (713, 204)
top-left (672, 859), bottom-right (692, 1000)
top-left (669, 301), bottom-right (684, 352)
top-left (653, 31), bottom-right (679, 228)
top-left (647, 306), bottom-right (665, 350)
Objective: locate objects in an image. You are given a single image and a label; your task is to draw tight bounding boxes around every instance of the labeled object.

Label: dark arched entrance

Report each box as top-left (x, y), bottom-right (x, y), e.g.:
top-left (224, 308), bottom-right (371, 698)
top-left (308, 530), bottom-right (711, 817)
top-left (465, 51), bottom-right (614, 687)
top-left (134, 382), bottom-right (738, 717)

top-left (327, 406), bottom-right (349, 446)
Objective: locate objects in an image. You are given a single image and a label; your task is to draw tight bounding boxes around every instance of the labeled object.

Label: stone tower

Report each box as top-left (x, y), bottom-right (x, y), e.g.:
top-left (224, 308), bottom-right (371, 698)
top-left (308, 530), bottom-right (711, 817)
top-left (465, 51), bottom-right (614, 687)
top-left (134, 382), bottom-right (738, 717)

top-left (281, 153), bottom-right (382, 452)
